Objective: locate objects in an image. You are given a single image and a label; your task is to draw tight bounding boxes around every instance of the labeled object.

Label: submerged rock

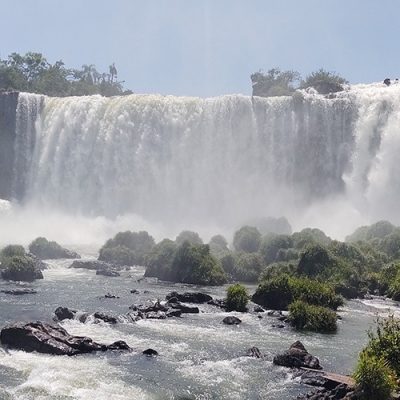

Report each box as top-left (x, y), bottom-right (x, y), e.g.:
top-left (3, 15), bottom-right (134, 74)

top-left (165, 291), bottom-right (213, 304)
top-left (246, 346), bottom-right (263, 359)
top-left (54, 306), bottom-right (76, 321)
top-left (0, 321), bottom-right (130, 355)
top-left (1, 288), bottom-right (37, 295)
top-left (96, 269), bottom-right (120, 277)
top-left (70, 260), bottom-right (120, 271)
top-left (273, 341), bottom-right (322, 370)
top-left (104, 292), bottom-right (120, 298)
top-left (143, 348), bottom-right (158, 356)
top-left (223, 316), bottom-right (242, 325)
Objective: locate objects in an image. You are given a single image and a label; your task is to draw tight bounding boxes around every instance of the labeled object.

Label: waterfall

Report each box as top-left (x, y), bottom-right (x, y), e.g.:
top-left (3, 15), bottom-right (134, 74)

top-left (10, 84), bottom-right (400, 233)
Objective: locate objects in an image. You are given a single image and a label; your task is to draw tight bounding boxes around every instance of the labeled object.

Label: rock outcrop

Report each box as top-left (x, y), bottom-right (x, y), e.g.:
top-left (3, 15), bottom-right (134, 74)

top-left (0, 321), bottom-right (130, 355)
top-left (273, 341), bottom-right (322, 370)
top-left (165, 291), bottom-right (213, 304)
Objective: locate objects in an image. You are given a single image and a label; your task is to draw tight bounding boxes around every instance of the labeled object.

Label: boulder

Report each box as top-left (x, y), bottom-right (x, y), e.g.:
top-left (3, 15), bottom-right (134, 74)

top-left (93, 312), bottom-right (117, 324)
top-left (54, 307), bottom-right (76, 321)
top-left (0, 321), bottom-right (130, 355)
top-left (1, 288), bottom-right (37, 295)
top-left (223, 316), bottom-right (242, 325)
top-left (273, 341), bottom-right (322, 370)
top-left (253, 305), bottom-right (265, 313)
top-left (207, 298), bottom-right (227, 309)
top-left (246, 346), bottom-right (263, 358)
top-left (70, 260), bottom-right (120, 271)
top-left (104, 292), bottom-right (120, 298)
top-left (96, 269), bottom-right (120, 277)
top-left (143, 348), bottom-right (158, 356)
top-left (130, 289), bottom-right (139, 294)
top-left (165, 291), bottom-right (213, 304)
top-left (168, 302), bottom-right (199, 314)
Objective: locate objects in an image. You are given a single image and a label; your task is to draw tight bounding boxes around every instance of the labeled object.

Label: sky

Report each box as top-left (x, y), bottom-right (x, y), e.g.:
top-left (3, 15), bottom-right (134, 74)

top-left (1, 0), bottom-right (400, 97)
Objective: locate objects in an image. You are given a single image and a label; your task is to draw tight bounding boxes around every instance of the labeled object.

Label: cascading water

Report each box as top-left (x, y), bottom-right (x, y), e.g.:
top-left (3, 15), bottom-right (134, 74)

top-left (10, 84), bottom-right (400, 236)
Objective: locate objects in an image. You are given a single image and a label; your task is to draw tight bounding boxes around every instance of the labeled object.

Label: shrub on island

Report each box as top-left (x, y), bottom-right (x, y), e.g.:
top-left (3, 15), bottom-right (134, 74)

top-left (1, 255), bottom-right (43, 281)
top-left (29, 237), bottom-right (80, 260)
top-left (144, 239), bottom-right (177, 280)
top-left (288, 300), bottom-right (337, 333)
top-left (98, 231), bottom-right (155, 266)
top-left (233, 226), bottom-right (261, 253)
top-left (226, 284), bottom-right (249, 312)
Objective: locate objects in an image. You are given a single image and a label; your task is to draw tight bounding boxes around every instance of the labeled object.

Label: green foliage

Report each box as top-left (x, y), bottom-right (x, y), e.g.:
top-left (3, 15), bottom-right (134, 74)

top-left (300, 68), bottom-right (348, 94)
top-left (297, 244), bottom-right (336, 278)
top-left (259, 261), bottom-right (297, 281)
top-left (252, 274), bottom-right (342, 310)
top-left (1, 245), bottom-right (25, 260)
top-left (232, 252), bottom-right (265, 282)
top-left (0, 52), bottom-right (132, 97)
top-left (226, 284), bottom-right (249, 312)
top-left (29, 237), bottom-right (78, 260)
top-left (1, 255), bottom-right (43, 281)
top-left (288, 300), bottom-right (337, 332)
top-left (208, 235), bottom-right (230, 259)
top-left (292, 228), bottom-right (332, 249)
top-left (259, 234), bottom-right (294, 264)
top-left (354, 351), bottom-right (396, 400)
top-left (233, 226), bottom-right (261, 253)
top-left (98, 231), bottom-right (155, 266)
top-left (346, 221), bottom-right (396, 243)
top-left (251, 68), bottom-right (300, 97)
top-left (175, 231), bottom-right (203, 246)
top-left (169, 242), bottom-right (226, 286)
top-left (144, 239), bottom-right (177, 280)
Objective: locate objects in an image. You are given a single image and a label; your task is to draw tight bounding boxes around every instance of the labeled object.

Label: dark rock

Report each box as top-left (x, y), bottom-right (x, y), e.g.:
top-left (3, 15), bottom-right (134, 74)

top-left (273, 341), bottom-right (322, 370)
top-left (130, 289), bottom-right (139, 294)
top-left (253, 305), bottom-right (265, 313)
top-left (1, 257), bottom-right (44, 282)
top-left (168, 302), bottom-right (199, 314)
top-left (207, 298), bottom-right (227, 309)
top-left (166, 309), bottom-right (182, 318)
top-left (145, 311), bottom-right (166, 319)
top-left (54, 307), bottom-right (76, 321)
top-left (70, 260), bottom-right (120, 271)
top-left (143, 348), bottom-right (158, 356)
top-left (223, 316), bottom-right (242, 325)
top-left (267, 310), bottom-right (282, 317)
top-left (272, 324), bottom-right (285, 328)
top-left (165, 291), bottom-right (213, 304)
top-left (384, 78), bottom-right (391, 86)
top-left (246, 346), bottom-right (263, 358)
top-left (93, 312), bottom-right (117, 324)
top-left (0, 321), bottom-right (130, 355)
top-left (96, 269), bottom-right (120, 277)
top-left (1, 288), bottom-right (37, 295)
top-left (104, 292), bottom-right (120, 299)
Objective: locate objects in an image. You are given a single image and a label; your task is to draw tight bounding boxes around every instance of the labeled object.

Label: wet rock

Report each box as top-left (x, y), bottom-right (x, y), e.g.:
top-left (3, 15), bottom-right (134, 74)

top-left (223, 316), bottom-right (242, 325)
top-left (246, 346), bottom-right (263, 359)
top-left (272, 324), bottom-right (285, 328)
top-left (273, 341), bottom-right (322, 370)
top-left (0, 321), bottom-right (130, 356)
top-left (143, 348), bottom-right (158, 356)
top-left (96, 269), bottom-right (120, 277)
top-left (93, 312), bottom-right (117, 324)
top-left (298, 384), bottom-right (359, 400)
top-left (70, 260), bottom-right (120, 271)
top-left (130, 289), bottom-right (139, 294)
top-left (27, 253), bottom-right (48, 270)
top-left (253, 305), bottom-right (265, 313)
top-left (1, 288), bottom-right (37, 295)
top-left (267, 310), bottom-right (282, 317)
top-left (104, 292), bottom-right (120, 299)
top-left (54, 307), bottom-right (76, 321)
top-left (168, 302), bottom-right (199, 314)
top-left (166, 309), bottom-right (182, 318)
top-left (165, 291), bottom-right (213, 304)
top-left (145, 311), bottom-right (166, 319)
top-left (207, 298), bottom-right (227, 309)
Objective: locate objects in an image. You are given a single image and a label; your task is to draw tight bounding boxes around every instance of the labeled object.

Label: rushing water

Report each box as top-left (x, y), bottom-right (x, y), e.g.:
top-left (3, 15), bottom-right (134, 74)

top-left (7, 83), bottom-right (400, 238)
top-left (0, 252), bottom-right (395, 400)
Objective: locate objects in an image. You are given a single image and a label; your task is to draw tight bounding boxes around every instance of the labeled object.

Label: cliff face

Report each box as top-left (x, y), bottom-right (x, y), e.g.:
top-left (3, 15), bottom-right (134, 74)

top-left (0, 92), bottom-right (18, 200)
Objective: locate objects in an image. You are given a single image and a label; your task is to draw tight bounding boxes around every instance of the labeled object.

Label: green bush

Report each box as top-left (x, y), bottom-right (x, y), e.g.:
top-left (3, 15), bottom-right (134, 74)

top-left (288, 300), bottom-right (337, 332)
top-left (346, 221), bottom-right (396, 243)
top-left (144, 239), bottom-right (177, 280)
top-left (1, 245), bottom-right (25, 260)
top-left (169, 242), bottom-right (226, 286)
top-left (226, 284), bottom-right (249, 312)
top-left (208, 235), bottom-right (230, 258)
top-left (251, 68), bottom-right (300, 97)
top-left (232, 252), bottom-right (265, 282)
top-left (244, 216), bottom-right (292, 235)
top-left (297, 244), bottom-right (336, 278)
top-left (1, 255), bottom-right (43, 281)
top-left (300, 68), bottom-right (348, 94)
top-left (292, 228), bottom-right (331, 249)
top-left (29, 237), bottom-right (79, 260)
top-left (98, 231), bottom-right (155, 265)
top-left (252, 275), bottom-right (342, 310)
top-left (354, 351), bottom-right (396, 400)
top-left (233, 226), bottom-right (261, 253)
top-left (175, 231), bottom-right (203, 246)
top-left (259, 234), bottom-right (293, 264)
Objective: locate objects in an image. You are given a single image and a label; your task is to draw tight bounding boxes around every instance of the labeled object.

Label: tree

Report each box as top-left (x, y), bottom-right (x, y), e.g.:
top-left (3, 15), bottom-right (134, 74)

top-left (175, 230), bottom-right (203, 246)
top-left (251, 68), bottom-right (300, 97)
top-left (233, 226), bottom-right (261, 253)
top-left (301, 68), bottom-right (348, 94)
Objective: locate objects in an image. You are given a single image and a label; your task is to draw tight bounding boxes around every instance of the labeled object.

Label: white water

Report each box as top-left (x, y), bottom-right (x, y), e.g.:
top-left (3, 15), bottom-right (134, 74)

top-left (8, 83), bottom-right (400, 242)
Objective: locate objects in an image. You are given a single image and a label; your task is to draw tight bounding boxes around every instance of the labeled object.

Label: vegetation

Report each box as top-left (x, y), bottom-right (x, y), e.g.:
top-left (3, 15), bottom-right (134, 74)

top-left (175, 231), bottom-right (203, 246)
top-left (226, 284), bottom-right (249, 312)
top-left (288, 300), bottom-right (337, 332)
top-left (29, 237), bottom-right (79, 260)
top-left (354, 315), bottom-right (400, 399)
top-left (0, 52), bottom-right (132, 97)
top-left (144, 239), bottom-right (177, 280)
top-left (251, 67), bottom-right (348, 97)
top-left (233, 226), bottom-right (261, 253)
top-left (208, 235), bottom-right (230, 259)
top-left (98, 231), bottom-right (155, 266)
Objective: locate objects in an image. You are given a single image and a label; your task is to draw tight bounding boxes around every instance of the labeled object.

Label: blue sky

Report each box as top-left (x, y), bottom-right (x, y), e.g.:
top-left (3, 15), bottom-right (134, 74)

top-left (1, 0), bottom-right (400, 96)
